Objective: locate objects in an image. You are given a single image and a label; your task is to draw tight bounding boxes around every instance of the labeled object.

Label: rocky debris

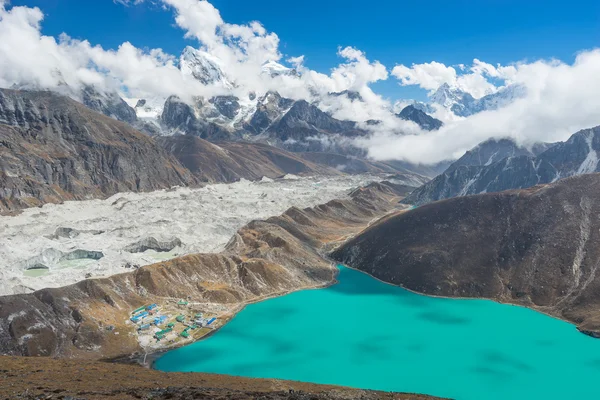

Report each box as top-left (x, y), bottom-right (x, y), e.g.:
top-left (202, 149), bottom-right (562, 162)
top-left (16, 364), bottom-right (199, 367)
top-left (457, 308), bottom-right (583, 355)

top-left (397, 105), bottom-right (443, 131)
top-left (47, 227), bottom-right (105, 240)
top-left (23, 248), bottom-right (104, 271)
top-left (404, 125), bottom-right (600, 205)
top-left (124, 237), bottom-right (183, 253)
top-left (0, 89), bottom-right (195, 213)
top-left (62, 250), bottom-right (104, 261)
top-left (0, 356), bottom-right (440, 400)
top-left (333, 173), bottom-right (600, 336)
top-left (0, 182), bottom-right (408, 358)
top-left (25, 263), bottom-right (49, 271)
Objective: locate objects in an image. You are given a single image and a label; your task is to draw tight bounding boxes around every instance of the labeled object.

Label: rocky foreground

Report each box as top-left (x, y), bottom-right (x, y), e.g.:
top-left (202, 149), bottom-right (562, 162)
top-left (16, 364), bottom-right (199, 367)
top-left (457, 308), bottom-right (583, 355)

top-left (0, 181), bottom-right (409, 358)
top-left (0, 356), bottom-right (442, 400)
top-left (333, 173), bottom-right (600, 336)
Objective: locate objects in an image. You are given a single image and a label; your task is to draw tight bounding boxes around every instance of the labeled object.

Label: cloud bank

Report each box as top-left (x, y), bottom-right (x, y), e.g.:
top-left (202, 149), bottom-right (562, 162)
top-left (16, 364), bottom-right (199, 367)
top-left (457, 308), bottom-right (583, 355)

top-left (360, 51), bottom-right (600, 163)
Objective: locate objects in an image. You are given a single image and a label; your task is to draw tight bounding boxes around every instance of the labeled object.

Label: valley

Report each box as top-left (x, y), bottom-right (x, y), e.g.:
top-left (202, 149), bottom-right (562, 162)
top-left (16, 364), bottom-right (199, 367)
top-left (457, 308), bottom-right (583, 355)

top-left (0, 174), bottom-right (372, 295)
top-left (1, 2), bottom-right (600, 398)
top-left (0, 178), bottom-right (409, 359)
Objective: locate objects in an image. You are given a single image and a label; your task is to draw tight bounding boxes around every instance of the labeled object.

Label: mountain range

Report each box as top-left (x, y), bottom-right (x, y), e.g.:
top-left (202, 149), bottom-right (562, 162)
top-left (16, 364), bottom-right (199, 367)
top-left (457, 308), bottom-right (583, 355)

top-left (0, 88), bottom-right (429, 213)
top-left (404, 126), bottom-right (600, 205)
top-left (424, 83), bottom-right (527, 117)
top-left (9, 46), bottom-right (532, 184)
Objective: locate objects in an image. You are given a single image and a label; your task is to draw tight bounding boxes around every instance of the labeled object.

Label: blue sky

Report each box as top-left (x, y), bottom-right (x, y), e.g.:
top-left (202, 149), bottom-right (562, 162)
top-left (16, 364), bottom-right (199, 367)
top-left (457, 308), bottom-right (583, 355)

top-left (10, 0), bottom-right (600, 101)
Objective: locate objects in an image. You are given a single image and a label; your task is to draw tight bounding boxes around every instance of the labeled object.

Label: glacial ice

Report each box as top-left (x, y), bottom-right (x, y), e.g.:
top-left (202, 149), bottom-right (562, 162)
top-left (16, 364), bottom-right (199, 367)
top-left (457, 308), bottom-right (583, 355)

top-left (0, 175), bottom-right (375, 295)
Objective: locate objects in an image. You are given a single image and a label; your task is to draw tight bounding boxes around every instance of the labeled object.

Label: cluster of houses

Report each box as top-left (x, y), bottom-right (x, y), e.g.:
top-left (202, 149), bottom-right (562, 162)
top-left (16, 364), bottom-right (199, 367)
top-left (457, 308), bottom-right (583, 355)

top-left (128, 302), bottom-right (218, 343)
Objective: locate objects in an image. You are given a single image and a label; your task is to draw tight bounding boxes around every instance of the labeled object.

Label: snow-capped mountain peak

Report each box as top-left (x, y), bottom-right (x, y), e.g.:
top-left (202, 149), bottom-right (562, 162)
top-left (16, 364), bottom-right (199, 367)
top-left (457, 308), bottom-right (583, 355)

top-left (180, 46), bottom-right (233, 88)
top-left (430, 83), bottom-right (474, 110)
top-left (429, 83), bottom-right (526, 117)
top-left (261, 60), bottom-right (299, 78)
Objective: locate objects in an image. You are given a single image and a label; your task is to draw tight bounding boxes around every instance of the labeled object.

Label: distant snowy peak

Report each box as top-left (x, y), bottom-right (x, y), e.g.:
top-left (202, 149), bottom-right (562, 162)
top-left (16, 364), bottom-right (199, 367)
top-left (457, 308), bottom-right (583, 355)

top-left (430, 83), bottom-right (475, 110)
top-left (430, 83), bottom-right (526, 117)
top-left (261, 60), bottom-right (299, 78)
top-left (180, 46), bottom-right (234, 88)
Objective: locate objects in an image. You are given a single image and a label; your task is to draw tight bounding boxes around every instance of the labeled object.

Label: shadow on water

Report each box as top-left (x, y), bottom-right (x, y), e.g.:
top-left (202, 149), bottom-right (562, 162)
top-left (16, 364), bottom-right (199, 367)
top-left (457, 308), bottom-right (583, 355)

top-left (470, 366), bottom-right (514, 379)
top-left (351, 335), bottom-right (399, 362)
top-left (405, 342), bottom-right (426, 353)
top-left (480, 350), bottom-right (533, 372)
top-left (229, 356), bottom-right (310, 377)
top-left (156, 263), bottom-right (600, 400)
top-left (158, 346), bottom-right (222, 371)
top-left (416, 310), bottom-right (471, 326)
top-left (217, 326), bottom-right (298, 356)
top-left (329, 267), bottom-right (432, 309)
top-left (585, 359), bottom-right (600, 370)
top-left (239, 304), bottom-right (299, 321)
top-left (534, 339), bottom-right (555, 347)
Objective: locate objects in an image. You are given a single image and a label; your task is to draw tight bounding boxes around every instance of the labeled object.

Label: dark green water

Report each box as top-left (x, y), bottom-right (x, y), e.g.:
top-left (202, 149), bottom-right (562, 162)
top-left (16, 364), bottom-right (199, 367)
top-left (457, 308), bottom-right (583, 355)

top-left (155, 266), bottom-right (600, 399)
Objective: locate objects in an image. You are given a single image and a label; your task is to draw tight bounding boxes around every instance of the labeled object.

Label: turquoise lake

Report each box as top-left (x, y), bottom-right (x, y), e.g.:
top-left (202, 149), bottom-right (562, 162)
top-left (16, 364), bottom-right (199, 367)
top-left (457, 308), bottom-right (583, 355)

top-left (154, 266), bottom-right (600, 400)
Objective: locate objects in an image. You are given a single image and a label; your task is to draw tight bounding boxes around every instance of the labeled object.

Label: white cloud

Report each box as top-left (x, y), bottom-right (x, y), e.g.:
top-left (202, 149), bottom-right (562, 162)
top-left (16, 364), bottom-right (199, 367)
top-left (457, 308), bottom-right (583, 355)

top-left (392, 61), bottom-right (457, 91)
top-left (391, 59), bottom-right (514, 98)
top-left (0, 2), bottom-right (215, 101)
top-left (0, 0), bottom-right (399, 126)
top-left (357, 49), bottom-right (600, 164)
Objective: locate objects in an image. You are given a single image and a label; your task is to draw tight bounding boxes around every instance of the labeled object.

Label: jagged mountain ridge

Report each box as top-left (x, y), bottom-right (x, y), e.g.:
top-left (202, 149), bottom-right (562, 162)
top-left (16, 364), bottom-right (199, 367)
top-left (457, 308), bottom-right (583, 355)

top-left (0, 89), bottom-right (195, 213)
top-left (404, 127), bottom-right (600, 205)
top-left (445, 138), bottom-right (549, 172)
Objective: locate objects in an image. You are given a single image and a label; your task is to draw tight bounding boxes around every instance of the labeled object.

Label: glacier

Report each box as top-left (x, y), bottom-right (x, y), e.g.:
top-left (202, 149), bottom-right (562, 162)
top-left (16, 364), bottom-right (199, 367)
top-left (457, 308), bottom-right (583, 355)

top-left (0, 175), bottom-right (376, 296)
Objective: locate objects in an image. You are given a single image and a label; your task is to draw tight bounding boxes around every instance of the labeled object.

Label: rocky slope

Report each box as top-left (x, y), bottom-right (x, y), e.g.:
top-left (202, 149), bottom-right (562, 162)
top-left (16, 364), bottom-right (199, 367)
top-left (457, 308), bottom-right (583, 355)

top-left (263, 99), bottom-right (367, 153)
top-left (81, 85), bottom-right (138, 125)
top-left (157, 135), bottom-right (339, 182)
top-left (404, 126), bottom-right (600, 205)
top-left (0, 181), bottom-right (408, 358)
top-left (0, 89), bottom-right (194, 213)
top-left (0, 356), bottom-right (440, 400)
top-left (397, 105), bottom-right (443, 131)
top-left (334, 174), bottom-right (600, 336)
